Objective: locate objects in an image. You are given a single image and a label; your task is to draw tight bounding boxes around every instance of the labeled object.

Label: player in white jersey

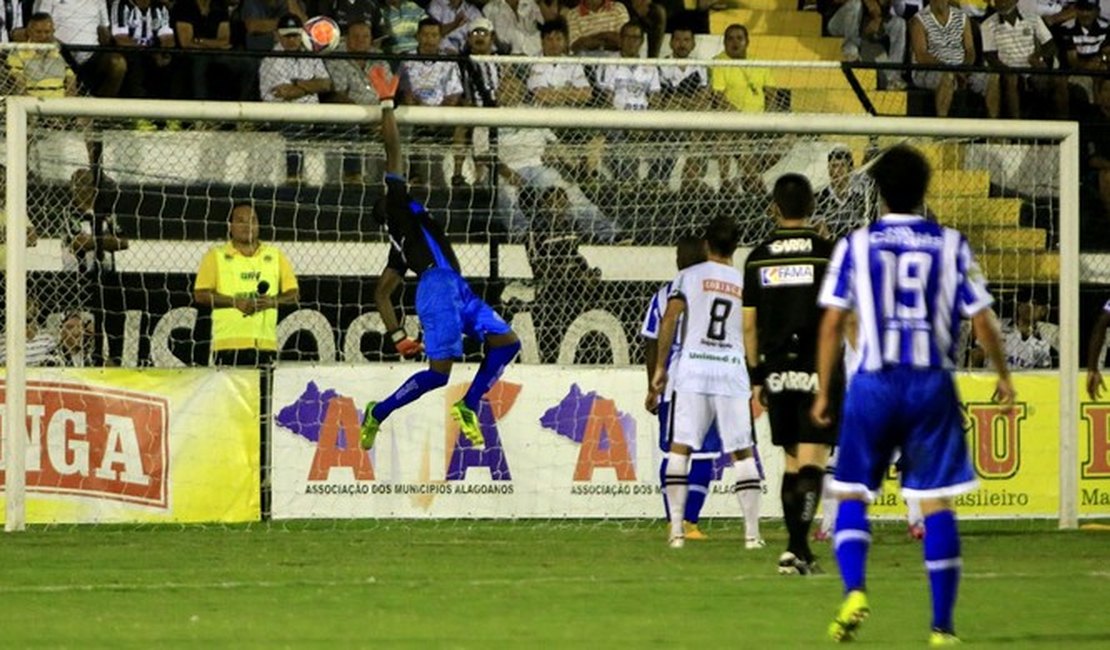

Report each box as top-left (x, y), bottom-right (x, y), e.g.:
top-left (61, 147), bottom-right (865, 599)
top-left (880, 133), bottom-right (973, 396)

top-left (1086, 298), bottom-right (1110, 400)
top-left (812, 145), bottom-right (1014, 645)
top-left (648, 216), bottom-right (763, 549)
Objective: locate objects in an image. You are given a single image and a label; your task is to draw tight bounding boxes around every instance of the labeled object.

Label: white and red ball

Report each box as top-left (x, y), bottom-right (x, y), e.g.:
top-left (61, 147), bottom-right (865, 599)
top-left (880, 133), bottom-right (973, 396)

top-left (304, 16), bottom-right (341, 53)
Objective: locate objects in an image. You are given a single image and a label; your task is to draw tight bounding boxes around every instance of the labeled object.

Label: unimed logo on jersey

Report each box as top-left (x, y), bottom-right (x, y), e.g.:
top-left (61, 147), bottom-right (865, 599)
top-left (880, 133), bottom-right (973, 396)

top-left (964, 402), bottom-right (1028, 479)
top-left (540, 384), bottom-right (636, 481)
top-left (0, 381), bottom-right (169, 508)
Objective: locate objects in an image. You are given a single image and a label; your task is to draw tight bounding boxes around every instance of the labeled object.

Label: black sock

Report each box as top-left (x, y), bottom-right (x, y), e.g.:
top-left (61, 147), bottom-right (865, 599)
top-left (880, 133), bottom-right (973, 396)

top-left (781, 472), bottom-right (802, 557)
top-left (795, 464), bottom-right (826, 562)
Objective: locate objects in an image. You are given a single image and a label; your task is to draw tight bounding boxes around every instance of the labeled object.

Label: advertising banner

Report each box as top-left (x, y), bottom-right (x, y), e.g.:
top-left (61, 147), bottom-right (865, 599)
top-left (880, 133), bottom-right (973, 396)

top-left (1, 369), bottom-right (260, 524)
top-left (273, 367), bottom-right (1110, 520)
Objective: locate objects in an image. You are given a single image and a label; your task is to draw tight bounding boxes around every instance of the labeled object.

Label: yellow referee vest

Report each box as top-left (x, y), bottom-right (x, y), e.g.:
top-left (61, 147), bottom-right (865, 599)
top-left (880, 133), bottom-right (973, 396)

top-left (205, 243), bottom-right (286, 352)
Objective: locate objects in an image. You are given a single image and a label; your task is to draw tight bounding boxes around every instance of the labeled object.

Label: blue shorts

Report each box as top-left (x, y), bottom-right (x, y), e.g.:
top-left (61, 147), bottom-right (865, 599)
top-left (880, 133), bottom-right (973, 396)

top-left (416, 268), bottom-right (512, 360)
top-left (833, 367), bottom-right (976, 500)
top-left (657, 400), bottom-right (723, 457)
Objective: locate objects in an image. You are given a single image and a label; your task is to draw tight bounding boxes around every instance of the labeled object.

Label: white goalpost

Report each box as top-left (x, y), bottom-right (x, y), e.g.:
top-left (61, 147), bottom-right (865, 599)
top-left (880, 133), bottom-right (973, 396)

top-left (3, 96), bottom-right (1080, 531)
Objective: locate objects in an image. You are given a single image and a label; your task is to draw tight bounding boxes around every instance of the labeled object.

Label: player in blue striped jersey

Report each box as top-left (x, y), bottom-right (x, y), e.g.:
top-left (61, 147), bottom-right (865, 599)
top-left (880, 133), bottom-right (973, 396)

top-left (1086, 298), bottom-right (1110, 400)
top-left (811, 146), bottom-right (1015, 646)
top-left (642, 236), bottom-right (724, 540)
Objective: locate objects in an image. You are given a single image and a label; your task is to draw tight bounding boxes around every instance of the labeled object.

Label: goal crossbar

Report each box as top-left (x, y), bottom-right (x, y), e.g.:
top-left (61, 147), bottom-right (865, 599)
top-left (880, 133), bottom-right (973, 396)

top-left (3, 97), bottom-right (1080, 530)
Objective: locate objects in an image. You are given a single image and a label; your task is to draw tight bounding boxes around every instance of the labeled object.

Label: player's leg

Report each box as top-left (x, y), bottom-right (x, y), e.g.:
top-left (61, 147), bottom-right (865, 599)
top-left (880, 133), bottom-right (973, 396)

top-left (454, 281), bottom-right (521, 445)
top-left (900, 371), bottom-right (977, 643)
top-left (683, 421), bottom-right (723, 539)
top-left (666, 392), bottom-right (713, 547)
top-left (717, 394), bottom-right (763, 548)
top-left (361, 273), bottom-right (461, 449)
top-left (816, 448), bottom-right (839, 541)
top-left (658, 400), bottom-right (673, 524)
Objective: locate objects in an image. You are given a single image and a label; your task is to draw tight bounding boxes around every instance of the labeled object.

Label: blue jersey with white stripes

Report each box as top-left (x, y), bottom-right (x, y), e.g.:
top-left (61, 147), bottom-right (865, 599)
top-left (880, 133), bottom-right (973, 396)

top-left (818, 214), bottom-right (994, 373)
top-left (640, 281), bottom-right (683, 385)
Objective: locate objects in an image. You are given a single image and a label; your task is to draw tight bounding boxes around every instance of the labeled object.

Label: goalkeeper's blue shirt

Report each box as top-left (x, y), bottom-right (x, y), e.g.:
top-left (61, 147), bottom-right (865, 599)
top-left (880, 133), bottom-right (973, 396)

top-left (382, 173), bottom-right (460, 277)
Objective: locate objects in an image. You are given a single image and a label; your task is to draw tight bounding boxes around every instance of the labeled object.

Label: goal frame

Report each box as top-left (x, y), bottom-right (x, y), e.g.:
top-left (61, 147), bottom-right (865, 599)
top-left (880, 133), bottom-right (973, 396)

top-left (3, 97), bottom-right (1080, 531)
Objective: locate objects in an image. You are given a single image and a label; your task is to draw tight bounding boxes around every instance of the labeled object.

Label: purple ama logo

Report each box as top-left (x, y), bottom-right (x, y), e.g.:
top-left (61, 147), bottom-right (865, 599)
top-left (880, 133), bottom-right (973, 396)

top-left (540, 384), bottom-right (637, 481)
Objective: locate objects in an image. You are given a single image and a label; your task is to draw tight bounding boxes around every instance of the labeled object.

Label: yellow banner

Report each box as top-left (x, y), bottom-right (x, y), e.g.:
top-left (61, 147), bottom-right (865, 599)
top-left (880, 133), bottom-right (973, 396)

top-left (1, 369), bottom-right (259, 524)
top-left (870, 373), bottom-right (1110, 517)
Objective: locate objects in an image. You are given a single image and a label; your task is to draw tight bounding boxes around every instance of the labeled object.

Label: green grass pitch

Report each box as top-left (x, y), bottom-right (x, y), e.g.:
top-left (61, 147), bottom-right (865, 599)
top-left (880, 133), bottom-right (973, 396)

top-left (0, 520), bottom-right (1107, 648)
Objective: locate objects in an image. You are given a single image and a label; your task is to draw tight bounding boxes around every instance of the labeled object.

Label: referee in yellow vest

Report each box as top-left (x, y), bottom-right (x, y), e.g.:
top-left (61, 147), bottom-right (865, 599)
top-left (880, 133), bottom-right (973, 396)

top-left (194, 203), bottom-right (299, 366)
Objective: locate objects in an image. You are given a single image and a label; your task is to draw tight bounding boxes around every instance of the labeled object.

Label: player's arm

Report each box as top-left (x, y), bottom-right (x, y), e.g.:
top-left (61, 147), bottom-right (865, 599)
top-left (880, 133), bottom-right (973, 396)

top-left (374, 267), bottom-right (422, 358)
top-left (1087, 311), bottom-right (1110, 399)
top-left (651, 298), bottom-right (685, 394)
top-left (811, 306), bottom-right (848, 427)
top-left (368, 66), bottom-right (402, 175)
top-left (971, 307), bottom-right (1016, 410)
top-left (743, 307), bottom-right (766, 406)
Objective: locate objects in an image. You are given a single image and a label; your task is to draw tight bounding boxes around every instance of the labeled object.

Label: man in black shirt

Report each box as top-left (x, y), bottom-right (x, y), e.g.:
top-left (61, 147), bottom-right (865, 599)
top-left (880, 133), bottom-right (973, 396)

top-left (359, 67), bottom-right (521, 451)
top-left (743, 173), bottom-right (836, 575)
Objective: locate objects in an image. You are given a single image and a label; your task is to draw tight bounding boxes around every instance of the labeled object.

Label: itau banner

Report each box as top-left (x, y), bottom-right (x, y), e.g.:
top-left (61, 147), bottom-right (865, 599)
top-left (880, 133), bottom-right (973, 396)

top-left (273, 367), bottom-right (1110, 520)
top-left (1, 369), bottom-right (260, 524)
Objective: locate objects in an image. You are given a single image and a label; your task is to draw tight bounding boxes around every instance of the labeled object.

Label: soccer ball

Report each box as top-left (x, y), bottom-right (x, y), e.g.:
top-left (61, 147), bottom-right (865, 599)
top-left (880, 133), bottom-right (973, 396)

top-left (304, 15), bottom-right (341, 53)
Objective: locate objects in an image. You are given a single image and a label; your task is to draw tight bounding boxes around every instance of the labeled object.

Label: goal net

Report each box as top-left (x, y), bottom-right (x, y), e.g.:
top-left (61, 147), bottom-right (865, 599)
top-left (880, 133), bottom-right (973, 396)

top-left (1, 74), bottom-right (1086, 529)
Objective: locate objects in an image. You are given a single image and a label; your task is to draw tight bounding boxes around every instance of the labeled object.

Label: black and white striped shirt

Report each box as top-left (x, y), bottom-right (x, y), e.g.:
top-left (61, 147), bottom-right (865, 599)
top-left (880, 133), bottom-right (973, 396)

top-left (1064, 18), bottom-right (1110, 61)
top-left (110, 0), bottom-right (172, 47)
top-left (914, 7), bottom-right (969, 65)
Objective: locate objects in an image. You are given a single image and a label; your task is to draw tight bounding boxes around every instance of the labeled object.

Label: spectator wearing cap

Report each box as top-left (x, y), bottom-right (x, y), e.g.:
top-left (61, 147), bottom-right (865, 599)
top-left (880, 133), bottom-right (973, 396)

top-left (34, 0), bottom-right (127, 97)
top-left (242, 0), bottom-right (305, 51)
top-left (259, 12), bottom-right (332, 183)
top-left (454, 17), bottom-right (501, 185)
top-left (325, 20), bottom-right (387, 183)
top-left (110, 0), bottom-right (175, 101)
top-left (427, 0), bottom-right (482, 53)
top-left (562, 0), bottom-right (628, 55)
top-left (482, 0), bottom-right (557, 55)
top-left (981, 0), bottom-right (1055, 119)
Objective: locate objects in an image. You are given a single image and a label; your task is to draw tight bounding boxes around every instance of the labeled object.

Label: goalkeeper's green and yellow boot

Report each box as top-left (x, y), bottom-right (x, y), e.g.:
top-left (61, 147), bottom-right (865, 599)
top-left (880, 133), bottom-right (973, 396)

top-left (928, 629), bottom-right (960, 646)
top-left (450, 400), bottom-right (485, 448)
top-left (827, 590), bottom-right (870, 642)
top-left (360, 401), bottom-right (381, 450)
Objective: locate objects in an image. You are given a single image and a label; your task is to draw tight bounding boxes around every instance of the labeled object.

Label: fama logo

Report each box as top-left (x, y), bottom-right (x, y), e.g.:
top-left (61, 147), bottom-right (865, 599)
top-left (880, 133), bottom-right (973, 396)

top-left (275, 381), bottom-right (517, 485)
top-left (0, 381), bottom-right (169, 508)
top-left (964, 402), bottom-right (1027, 479)
top-left (1080, 404), bottom-right (1110, 479)
top-left (540, 383), bottom-right (636, 481)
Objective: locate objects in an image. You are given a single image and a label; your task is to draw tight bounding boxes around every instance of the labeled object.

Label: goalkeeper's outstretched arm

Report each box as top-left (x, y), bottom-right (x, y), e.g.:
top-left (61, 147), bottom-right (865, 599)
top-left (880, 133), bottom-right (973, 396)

top-left (369, 66), bottom-right (403, 176)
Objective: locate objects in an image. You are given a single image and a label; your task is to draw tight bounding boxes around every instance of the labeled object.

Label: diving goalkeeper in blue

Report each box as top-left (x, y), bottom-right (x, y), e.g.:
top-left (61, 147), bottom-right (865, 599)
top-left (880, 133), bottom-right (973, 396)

top-left (359, 68), bottom-right (521, 450)
top-left (810, 145), bottom-right (1015, 646)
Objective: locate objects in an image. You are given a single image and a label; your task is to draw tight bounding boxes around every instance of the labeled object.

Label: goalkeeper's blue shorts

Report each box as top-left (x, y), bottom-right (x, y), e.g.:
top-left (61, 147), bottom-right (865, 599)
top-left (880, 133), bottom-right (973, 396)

top-left (657, 400), bottom-right (723, 459)
top-left (833, 368), bottom-right (976, 501)
top-left (416, 268), bottom-right (511, 361)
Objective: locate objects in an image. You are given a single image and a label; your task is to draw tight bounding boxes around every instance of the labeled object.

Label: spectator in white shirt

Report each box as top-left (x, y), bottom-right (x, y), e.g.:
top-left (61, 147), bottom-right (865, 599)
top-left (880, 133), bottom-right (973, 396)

top-left (110, 0), bottom-right (174, 100)
top-left (596, 21), bottom-right (659, 180)
top-left (400, 17), bottom-right (463, 184)
top-left (657, 26), bottom-right (711, 184)
top-left (426, 0), bottom-right (482, 52)
top-left (482, 0), bottom-right (557, 55)
top-left (981, 0), bottom-right (1056, 118)
top-left (325, 20), bottom-right (385, 183)
top-left (1, 0), bottom-right (27, 42)
top-left (34, 0), bottom-right (126, 96)
top-left (259, 13), bottom-right (332, 183)
top-left (527, 18), bottom-right (591, 106)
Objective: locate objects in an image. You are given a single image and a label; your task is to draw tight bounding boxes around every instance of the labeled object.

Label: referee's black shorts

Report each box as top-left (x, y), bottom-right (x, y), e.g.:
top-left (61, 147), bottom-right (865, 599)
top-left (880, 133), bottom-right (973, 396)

top-left (766, 389), bottom-right (838, 448)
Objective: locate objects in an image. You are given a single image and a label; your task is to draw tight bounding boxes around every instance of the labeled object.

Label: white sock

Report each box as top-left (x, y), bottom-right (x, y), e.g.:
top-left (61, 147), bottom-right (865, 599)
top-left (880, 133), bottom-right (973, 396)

top-left (906, 497), bottom-right (923, 527)
top-left (820, 471), bottom-right (838, 534)
top-left (732, 456), bottom-right (762, 540)
top-left (664, 452), bottom-right (689, 538)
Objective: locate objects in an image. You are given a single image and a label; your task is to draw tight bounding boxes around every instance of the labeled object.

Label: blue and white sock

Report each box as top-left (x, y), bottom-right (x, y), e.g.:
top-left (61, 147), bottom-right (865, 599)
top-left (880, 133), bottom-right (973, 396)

top-left (462, 340), bottom-right (521, 411)
top-left (372, 369), bottom-right (449, 422)
top-left (923, 510), bottom-right (961, 632)
top-left (659, 458), bottom-right (671, 522)
top-left (684, 458), bottom-right (713, 524)
top-left (834, 499), bottom-right (871, 593)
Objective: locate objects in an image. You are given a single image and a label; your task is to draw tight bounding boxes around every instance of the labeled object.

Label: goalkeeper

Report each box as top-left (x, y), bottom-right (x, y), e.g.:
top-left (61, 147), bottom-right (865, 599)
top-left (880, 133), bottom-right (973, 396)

top-left (359, 68), bottom-right (522, 451)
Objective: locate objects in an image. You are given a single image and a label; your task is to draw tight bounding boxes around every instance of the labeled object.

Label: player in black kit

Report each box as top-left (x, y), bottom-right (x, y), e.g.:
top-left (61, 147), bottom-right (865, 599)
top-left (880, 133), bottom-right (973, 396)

top-left (743, 173), bottom-right (836, 575)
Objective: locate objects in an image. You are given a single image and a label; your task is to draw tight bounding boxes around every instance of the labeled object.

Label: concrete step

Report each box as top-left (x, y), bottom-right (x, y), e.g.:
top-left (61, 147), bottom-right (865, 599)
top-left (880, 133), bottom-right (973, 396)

top-left (978, 251), bottom-right (1059, 282)
top-left (709, 9), bottom-right (823, 36)
top-left (928, 197), bottom-right (1023, 227)
top-left (965, 227), bottom-right (1047, 250)
top-left (790, 88), bottom-right (906, 115)
top-left (928, 170), bottom-right (991, 198)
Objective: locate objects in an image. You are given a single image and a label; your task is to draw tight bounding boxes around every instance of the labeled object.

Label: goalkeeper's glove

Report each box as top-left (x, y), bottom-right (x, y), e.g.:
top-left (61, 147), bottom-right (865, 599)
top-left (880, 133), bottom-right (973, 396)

top-left (369, 65), bottom-right (400, 108)
top-left (389, 328), bottom-right (423, 358)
